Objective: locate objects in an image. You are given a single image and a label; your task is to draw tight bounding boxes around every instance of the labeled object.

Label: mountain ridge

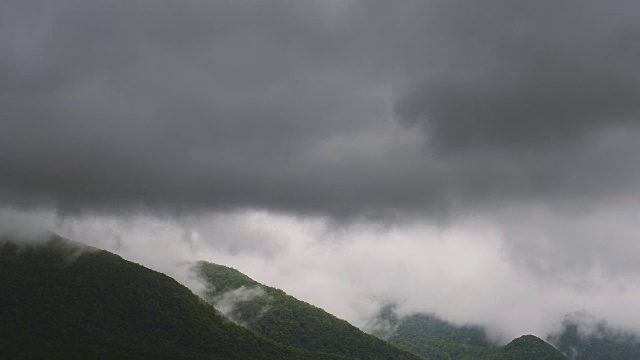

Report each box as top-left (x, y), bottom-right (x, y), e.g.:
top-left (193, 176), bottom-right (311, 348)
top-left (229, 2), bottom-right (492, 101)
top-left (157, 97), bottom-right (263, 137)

top-left (193, 261), bottom-right (423, 360)
top-left (547, 313), bottom-right (640, 360)
top-left (0, 236), bottom-right (352, 360)
top-left (193, 261), bottom-right (568, 360)
top-left (371, 306), bottom-right (496, 359)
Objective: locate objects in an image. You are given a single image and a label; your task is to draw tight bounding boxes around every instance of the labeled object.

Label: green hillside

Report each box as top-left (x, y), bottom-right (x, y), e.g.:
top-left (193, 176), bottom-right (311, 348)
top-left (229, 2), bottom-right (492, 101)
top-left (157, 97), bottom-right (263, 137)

top-left (548, 319), bottom-right (640, 360)
top-left (373, 307), bottom-right (496, 360)
top-left (193, 261), bottom-right (424, 360)
top-left (0, 235), bottom-right (572, 360)
top-left (192, 262), bottom-right (570, 360)
top-left (0, 236), bottom-right (351, 360)
top-left (488, 335), bottom-right (566, 360)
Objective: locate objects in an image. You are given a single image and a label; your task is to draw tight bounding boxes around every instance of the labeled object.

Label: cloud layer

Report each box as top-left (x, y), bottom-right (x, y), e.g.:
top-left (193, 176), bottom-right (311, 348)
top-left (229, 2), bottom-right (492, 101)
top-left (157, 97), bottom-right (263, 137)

top-left (4, 207), bottom-right (640, 344)
top-left (4, 0), bottom-right (640, 343)
top-left (4, 0), bottom-right (640, 217)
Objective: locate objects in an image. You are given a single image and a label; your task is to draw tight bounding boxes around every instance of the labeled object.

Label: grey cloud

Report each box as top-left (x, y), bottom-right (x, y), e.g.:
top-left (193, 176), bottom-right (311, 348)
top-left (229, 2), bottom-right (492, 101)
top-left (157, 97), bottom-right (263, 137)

top-left (397, 62), bottom-right (640, 151)
top-left (1, 0), bottom-right (397, 216)
top-left (497, 198), bottom-right (640, 288)
top-left (6, 206), bottom-right (640, 342)
top-left (394, 0), bottom-right (640, 151)
top-left (2, 0), bottom-right (640, 222)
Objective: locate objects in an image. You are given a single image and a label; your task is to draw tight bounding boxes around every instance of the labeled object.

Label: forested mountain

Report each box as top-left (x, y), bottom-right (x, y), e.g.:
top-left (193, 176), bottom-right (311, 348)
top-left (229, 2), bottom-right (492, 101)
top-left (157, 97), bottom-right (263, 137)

top-left (547, 317), bottom-right (640, 360)
top-left (0, 236), bottom-right (351, 360)
top-left (193, 262), bottom-right (569, 360)
top-left (371, 307), bottom-right (567, 359)
top-left (488, 335), bottom-right (566, 360)
top-left (0, 235), bottom-right (600, 360)
top-left (193, 261), bottom-right (423, 360)
top-left (371, 306), bottom-right (496, 360)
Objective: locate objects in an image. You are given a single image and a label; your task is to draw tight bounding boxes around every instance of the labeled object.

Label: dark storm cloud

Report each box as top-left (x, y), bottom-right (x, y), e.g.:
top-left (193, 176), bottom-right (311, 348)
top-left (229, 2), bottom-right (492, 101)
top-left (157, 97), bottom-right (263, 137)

top-left (3, 0), bottom-right (640, 218)
top-left (0, 0), bottom-right (379, 213)
top-left (394, 0), bottom-right (640, 151)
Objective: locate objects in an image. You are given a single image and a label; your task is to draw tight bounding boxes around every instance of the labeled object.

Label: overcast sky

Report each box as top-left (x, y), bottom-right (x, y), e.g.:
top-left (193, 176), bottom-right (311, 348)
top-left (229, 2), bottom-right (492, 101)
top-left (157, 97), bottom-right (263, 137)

top-left (3, 0), bottom-right (640, 343)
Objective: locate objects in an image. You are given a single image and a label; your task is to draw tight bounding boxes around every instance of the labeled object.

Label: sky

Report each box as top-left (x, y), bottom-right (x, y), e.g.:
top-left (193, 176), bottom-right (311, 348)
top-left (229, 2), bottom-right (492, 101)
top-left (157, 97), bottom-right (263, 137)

top-left (3, 0), bottom-right (640, 343)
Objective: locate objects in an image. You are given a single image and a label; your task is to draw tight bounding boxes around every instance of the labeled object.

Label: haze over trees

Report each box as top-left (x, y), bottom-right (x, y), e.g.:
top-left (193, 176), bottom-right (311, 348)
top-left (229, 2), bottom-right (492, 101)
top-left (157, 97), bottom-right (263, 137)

top-left (193, 261), bottom-right (421, 360)
top-left (548, 315), bottom-right (640, 360)
top-left (371, 305), bottom-right (496, 359)
top-left (0, 236), bottom-right (348, 360)
top-left (5, 234), bottom-right (635, 360)
top-left (193, 261), bottom-right (568, 360)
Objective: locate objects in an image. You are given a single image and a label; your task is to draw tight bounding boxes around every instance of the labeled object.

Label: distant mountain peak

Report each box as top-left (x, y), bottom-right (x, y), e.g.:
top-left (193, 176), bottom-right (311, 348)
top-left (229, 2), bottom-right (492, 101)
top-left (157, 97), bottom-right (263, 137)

top-left (497, 334), bottom-right (566, 360)
top-left (547, 312), bottom-right (640, 360)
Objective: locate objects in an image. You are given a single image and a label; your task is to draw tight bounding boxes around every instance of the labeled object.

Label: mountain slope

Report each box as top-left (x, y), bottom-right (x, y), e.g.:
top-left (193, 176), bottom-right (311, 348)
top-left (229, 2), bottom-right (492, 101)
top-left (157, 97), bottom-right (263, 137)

top-left (369, 305), bottom-right (572, 360)
top-left (371, 307), bottom-right (495, 360)
top-left (548, 318), bottom-right (640, 360)
top-left (488, 335), bottom-right (566, 360)
top-left (0, 236), bottom-right (351, 360)
top-left (193, 261), bottom-right (424, 360)
top-left (192, 262), bottom-right (569, 360)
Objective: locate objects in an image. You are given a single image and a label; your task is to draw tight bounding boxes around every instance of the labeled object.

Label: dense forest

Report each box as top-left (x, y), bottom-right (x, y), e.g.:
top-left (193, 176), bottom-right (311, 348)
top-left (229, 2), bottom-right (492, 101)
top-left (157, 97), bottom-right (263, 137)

top-left (194, 262), bottom-right (567, 360)
top-left (193, 261), bottom-right (422, 360)
top-left (2, 235), bottom-right (619, 360)
top-left (548, 318), bottom-right (640, 360)
top-left (486, 335), bottom-right (567, 360)
top-left (372, 305), bottom-right (496, 359)
top-left (0, 236), bottom-right (350, 360)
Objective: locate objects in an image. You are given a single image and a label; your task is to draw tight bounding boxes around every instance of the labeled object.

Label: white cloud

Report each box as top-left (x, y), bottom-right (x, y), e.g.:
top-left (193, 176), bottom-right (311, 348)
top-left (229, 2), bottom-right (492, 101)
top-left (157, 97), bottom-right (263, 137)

top-left (5, 206), bottom-right (640, 343)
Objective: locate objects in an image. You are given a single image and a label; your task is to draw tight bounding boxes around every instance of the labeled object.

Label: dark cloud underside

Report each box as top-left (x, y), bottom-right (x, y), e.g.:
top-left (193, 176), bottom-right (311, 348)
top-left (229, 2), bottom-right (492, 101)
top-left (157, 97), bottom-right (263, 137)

top-left (2, 0), bottom-right (640, 217)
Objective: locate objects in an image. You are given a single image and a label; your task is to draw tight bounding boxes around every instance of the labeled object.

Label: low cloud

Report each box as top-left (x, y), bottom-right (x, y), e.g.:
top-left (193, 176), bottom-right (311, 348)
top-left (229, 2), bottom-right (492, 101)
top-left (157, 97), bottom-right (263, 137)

top-left (4, 207), bottom-right (640, 343)
top-left (547, 311), bottom-right (640, 359)
top-left (206, 286), bottom-right (272, 327)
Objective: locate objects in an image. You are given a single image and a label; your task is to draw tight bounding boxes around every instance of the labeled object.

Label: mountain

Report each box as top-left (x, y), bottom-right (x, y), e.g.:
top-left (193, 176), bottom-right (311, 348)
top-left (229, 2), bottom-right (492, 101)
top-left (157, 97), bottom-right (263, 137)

top-left (371, 306), bottom-right (496, 360)
top-left (0, 235), bottom-right (570, 360)
top-left (192, 261), bottom-right (423, 360)
top-left (488, 335), bottom-right (567, 360)
top-left (0, 236), bottom-right (351, 360)
top-left (547, 315), bottom-right (640, 360)
top-left (370, 306), bottom-right (569, 360)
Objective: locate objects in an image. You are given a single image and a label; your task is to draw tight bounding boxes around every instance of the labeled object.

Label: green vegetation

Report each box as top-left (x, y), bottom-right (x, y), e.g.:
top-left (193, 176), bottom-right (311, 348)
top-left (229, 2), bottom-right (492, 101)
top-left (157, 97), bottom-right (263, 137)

top-left (548, 320), bottom-right (640, 360)
top-left (193, 261), bottom-right (423, 360)
top-left (193, 261), bottom-right (569, 360)
top-left (374, 307), bottom-right (496, 360)
top-left (487, 335), bottom-right (567, 360)
top-left (0, 236), bottom-right (351, 360)
top-left (0, 235), bottom-right (578, 360)
top-left (370, 305), bottom-right (568, 360)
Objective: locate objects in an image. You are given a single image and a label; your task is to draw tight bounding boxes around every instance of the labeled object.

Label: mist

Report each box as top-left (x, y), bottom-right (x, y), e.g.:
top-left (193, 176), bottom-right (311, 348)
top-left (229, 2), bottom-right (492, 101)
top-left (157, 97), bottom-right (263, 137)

top-left (207, 286), bottom-right (272, 327)
top-left (4, 206), bottom-right (640, 343)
